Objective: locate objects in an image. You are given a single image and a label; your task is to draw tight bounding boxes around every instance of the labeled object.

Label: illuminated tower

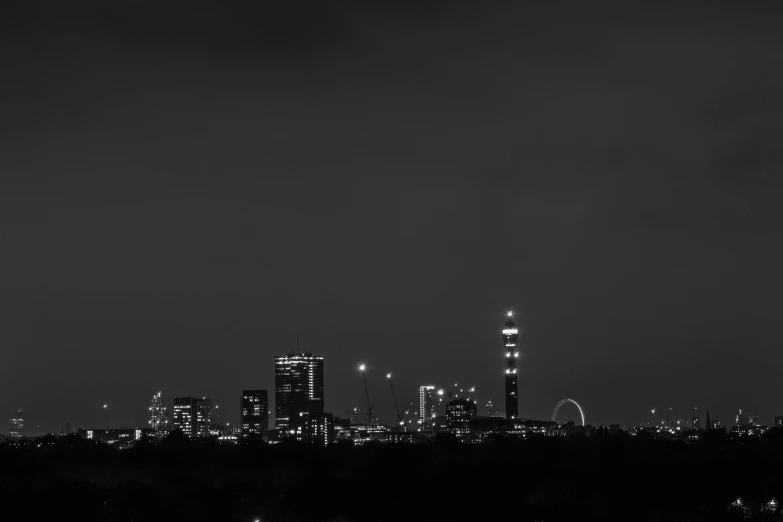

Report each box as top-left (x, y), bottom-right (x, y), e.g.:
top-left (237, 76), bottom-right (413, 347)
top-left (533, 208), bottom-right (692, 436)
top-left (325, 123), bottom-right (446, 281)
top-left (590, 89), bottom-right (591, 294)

top-left (418, 385), bottom-right (436, 425)
top-left (503, 311), bottom-right (519, 419)
top-left (148, 391), bottom-right (168, 438)
top-left (275, 347), bottom-right (324, 433)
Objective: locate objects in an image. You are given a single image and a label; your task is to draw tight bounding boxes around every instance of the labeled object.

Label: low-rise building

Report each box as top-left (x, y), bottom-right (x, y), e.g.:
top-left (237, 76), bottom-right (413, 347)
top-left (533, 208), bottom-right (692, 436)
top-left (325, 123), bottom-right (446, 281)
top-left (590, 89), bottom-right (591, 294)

top-left (82, 428), bottom-right (154, 449)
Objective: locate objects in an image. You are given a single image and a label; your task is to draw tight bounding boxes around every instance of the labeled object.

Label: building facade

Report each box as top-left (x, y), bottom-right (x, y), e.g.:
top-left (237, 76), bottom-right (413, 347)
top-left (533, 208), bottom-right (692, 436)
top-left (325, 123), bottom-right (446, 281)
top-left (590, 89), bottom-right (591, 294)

top-left (419, 385), bottom-right (436, 425)
top-left (292, 411), bottom-right (334, 446)
top-left (469, 417), bottom-right (561, 441)
top-left (446, 398), bottom-right (477, 440)
top-left (172, 396), bottom-right (212, 438)
top-left (84, 428), bottom-right (154, 449)
top-left (240, 390), bottom-right (269, 439)
top-left (148, 391), bottom-right (168, 437)
top-left (274, 352), bottom-right (324, 432)
top-left (349, 423), bottom-right (392, 445)
top-left (503, 312), bottom-right (519, 419)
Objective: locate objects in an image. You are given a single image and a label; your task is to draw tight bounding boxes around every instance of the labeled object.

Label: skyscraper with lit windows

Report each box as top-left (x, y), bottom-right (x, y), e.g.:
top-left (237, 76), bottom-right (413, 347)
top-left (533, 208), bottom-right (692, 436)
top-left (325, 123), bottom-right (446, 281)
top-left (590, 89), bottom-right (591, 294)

top-left (275, 351), bottom-right (324, 432)
top-left (446, 398), bottom-right (477, 440)
top-left (148, 391), bottom-right (168, 438)
top-left (503, 311), bottom-right (519, 419)
top-left (172, 397), bottom-right (212, 438)
top-left (418, 385), bottom-right (436, 425)
top-left (241, 390), bottom-right (269, 439)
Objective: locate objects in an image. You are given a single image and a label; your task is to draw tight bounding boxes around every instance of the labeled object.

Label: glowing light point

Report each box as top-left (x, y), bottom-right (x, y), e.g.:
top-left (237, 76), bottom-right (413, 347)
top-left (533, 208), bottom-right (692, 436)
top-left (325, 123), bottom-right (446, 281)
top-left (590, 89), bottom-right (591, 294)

top-left (386, 373), bottom-right (392, 379)
top-left (507, 310), bottom-right (513, 317)
top-left (358, 364), bottom-right (366, 372)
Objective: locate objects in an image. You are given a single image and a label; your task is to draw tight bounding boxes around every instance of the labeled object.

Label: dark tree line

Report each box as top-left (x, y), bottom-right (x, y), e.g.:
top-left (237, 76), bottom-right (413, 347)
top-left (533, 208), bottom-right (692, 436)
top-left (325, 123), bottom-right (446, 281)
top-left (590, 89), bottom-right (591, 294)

top-left (2, 428), bottom-right (783, 521)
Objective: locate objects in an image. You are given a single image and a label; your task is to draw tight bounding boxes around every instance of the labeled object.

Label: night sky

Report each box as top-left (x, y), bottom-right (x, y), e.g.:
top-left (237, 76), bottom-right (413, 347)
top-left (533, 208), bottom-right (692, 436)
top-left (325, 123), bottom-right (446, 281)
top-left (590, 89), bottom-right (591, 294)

top-left (2, 0), bottom-right (782, 434)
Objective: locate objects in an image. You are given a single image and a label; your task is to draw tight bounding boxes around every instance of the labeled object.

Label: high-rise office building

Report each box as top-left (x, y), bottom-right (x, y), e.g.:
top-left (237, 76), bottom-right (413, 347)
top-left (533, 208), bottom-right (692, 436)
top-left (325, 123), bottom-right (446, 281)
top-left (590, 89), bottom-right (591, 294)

top-left (9, 408), bottom-right (23, 438)
top-left (446, 398), bottom-right (477, 440)
top-left (173, 397), bottom-right (212, 438)
top-left (148, 391), bottom-right (168, 437)
top-left (241, 390), bottom-right (269, 439)
top-left (419, 385), bottom-right (436, 425)
top-left (775, 416), bottom-right (783, 428)
top-left (275, 351), bottom-right (324, 432)
top-left (691, 417), bottom-right (701, 430)
top-left (292, 411), bottom-right (334, 446)
top-left (503, 311), bottom-right (519, 419)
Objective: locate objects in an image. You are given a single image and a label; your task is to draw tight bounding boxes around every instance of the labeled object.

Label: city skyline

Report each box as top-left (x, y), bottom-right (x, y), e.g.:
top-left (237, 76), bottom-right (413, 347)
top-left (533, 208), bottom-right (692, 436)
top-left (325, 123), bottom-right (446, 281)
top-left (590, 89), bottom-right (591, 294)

top-left (3, 0), bottom-right (783, 437)
top-left (4, 1), bottom-right (783, 520)
top-left (4, 310), bottom-right (779, 436)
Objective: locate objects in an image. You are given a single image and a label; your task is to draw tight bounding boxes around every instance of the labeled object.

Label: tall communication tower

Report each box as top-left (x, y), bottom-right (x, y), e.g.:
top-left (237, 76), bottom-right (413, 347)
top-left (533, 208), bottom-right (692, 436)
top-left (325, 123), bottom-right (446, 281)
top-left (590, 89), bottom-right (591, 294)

top-left (503, 311), bottom-right (519, 419)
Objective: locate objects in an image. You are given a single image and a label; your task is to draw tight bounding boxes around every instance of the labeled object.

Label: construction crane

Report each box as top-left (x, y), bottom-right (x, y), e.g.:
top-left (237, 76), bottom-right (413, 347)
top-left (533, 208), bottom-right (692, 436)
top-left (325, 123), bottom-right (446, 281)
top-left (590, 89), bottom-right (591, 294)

top-left (358, 364), bottom-right (374, 425)
top-left (386, 373), bottom-right (403, 428)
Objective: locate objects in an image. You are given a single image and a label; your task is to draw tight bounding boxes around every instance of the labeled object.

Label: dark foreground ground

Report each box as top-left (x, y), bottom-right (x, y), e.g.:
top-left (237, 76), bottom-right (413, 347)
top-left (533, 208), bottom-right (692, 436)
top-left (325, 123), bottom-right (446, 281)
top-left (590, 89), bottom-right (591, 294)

top-left (1, 430), bottom-right (782, 521)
